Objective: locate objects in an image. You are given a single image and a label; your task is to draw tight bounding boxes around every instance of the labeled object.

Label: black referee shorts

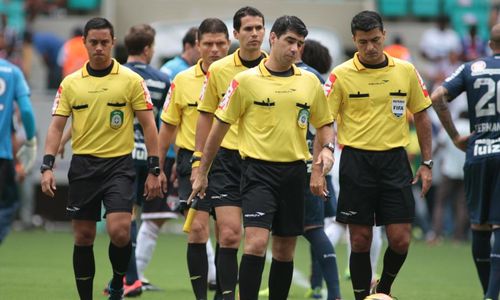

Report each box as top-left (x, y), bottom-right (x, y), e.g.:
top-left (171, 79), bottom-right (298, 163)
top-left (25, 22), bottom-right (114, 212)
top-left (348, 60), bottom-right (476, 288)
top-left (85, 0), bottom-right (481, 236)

top-left (67, 154), bottom-right (135, 221)
top-left (177, 148), bottom-right (211, 214)
top-left (336, 146), bottom-right (415, 226)
top-left (241, 158), bottom-right (306, 237)
top-left (206, 147), bottom-right (242, 208)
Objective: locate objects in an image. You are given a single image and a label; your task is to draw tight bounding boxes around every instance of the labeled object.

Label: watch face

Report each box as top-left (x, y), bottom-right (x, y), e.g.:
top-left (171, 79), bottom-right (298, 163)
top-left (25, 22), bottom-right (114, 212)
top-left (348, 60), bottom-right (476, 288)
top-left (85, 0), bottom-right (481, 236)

top-left (150, 167), bottom-right (161, 176)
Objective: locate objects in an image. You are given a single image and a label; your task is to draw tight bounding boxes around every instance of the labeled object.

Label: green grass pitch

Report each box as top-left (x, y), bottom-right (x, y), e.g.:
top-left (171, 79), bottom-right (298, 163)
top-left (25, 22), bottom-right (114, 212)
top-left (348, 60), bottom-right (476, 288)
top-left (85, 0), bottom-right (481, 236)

top-left (0, 229), bottom-right (482, 299)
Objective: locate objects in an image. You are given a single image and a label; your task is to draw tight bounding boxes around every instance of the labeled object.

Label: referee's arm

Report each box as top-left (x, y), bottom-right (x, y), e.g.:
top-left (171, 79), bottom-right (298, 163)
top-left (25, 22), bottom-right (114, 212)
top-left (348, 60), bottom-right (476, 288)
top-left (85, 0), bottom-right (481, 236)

top-left (190, 118), bottom-right (230, 201)
top-left (412, 108), bottom-right (433, 197)
top-left (310, 123), bottom-right (334, 197)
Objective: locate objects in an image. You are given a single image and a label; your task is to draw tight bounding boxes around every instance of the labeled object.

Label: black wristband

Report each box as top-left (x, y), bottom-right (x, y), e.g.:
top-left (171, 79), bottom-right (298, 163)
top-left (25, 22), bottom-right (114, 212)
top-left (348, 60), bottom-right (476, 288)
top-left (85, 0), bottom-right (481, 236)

top-left (147, 156), bottom-right (160, 169)
top-left (43, 154), bottom-right (55, 169)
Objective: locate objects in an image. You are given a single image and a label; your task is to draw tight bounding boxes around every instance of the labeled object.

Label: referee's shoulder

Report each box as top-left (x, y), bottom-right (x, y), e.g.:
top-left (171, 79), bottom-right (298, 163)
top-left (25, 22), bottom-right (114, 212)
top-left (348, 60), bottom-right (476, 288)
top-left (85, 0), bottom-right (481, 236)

top-left (333, 58), bottom-right (354, 75)
top-left (175, 64), bottom-right (196, 81)
top-left (207, 53), bottom-right (234, 73)
top-left (392, 56), bottom-right (417, 72)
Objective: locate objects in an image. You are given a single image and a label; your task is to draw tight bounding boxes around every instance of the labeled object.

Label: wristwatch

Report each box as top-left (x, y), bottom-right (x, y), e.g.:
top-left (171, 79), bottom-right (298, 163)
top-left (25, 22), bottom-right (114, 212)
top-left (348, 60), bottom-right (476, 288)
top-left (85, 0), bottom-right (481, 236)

top-left (323, 142), bottom-right (335, 153)
top-left (148, 166), bottom-right (161, 176)
top-left (421, 160), bottom-right (434, 169)
top-left (190, 155), bottom-right (202, 164)
top-left (40, 164), bottom-right (53, 174)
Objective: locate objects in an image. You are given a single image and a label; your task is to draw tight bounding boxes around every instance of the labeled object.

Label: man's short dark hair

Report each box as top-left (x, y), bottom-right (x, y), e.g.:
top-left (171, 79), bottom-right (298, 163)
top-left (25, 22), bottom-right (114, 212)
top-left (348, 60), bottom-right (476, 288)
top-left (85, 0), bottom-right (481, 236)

top-left (84, 17), bottom-right (114, 39)
top-left (302, 39), bottom-right (332, 74)
top-left (182, 27), bottom-right (198, 51)
top-left (124, 24), bottom-right (156, 56)
top-left (270, 15), bottom-right (308, 39)
top-left (198, 18), bottom-right (229, 41)
top-left (350, 10), bottom-right (383, 35)
top-left (233, 6), bottom-right (264, 31)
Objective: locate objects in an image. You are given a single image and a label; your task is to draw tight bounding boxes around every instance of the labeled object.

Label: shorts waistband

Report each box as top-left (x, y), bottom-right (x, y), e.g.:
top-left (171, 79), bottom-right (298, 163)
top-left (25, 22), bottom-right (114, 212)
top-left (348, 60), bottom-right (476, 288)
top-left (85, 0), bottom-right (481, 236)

top-left (343, 145), bottom-right (405, 154)
top-left (178, 148), bottom-right (194, 155)
top-left (243, 157), bottom-right (305, 166)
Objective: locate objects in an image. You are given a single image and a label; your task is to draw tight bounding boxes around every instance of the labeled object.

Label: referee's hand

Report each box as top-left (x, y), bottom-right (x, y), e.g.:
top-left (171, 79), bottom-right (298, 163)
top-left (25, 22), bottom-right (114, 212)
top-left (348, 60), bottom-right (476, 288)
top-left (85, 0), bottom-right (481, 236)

top-left (159, 171), bottom-right (168, 195)
top-left (144, 174), bottom-right (163, 200)
top-left (413, 166), bottom-right (432, 197)
top-left (41, 170), bottom-right (56, 198)
top-left (316, 147), bottom-right (334, 176)
top-left (188, 173), bottom-right (208, 205)
top-left (310, 166), bottom-right (328, 197)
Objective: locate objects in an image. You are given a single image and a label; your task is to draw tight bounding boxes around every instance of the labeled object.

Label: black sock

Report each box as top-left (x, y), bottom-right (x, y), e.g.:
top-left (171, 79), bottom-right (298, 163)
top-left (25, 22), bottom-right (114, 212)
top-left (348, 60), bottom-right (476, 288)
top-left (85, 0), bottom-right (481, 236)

top-left (73, 245), bottom-right (95, 300)
top-left (269, 259), bottom-right (294, 300)
top-left (485, 228), bottom-right (500, 300)
top-left (218, 247), bottom-right (238, 299)
top-left (215, 242), bottom-right (222, 295)
top-left (109, 241), bottom-right (132, 290)
top-left (350, 251), bottom-right (371, 300)
top-left (125, 220), bottom-right (139, 284)
top-left (377, 247), bottom-right (407, 294)
top-left (238, 254), bottom-right (265, 300)
top-left (472, 229), bottom-right (492, 294)
top-left (187, 243), bottom-right (208, 300)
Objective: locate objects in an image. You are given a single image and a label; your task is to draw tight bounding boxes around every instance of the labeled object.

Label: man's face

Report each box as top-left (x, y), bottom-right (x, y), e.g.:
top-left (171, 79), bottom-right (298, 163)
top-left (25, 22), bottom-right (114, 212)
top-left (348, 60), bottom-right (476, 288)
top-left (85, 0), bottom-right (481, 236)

top-left (198, 32), bottom-right (230, 66)
top-left (270, 30), bottom-right (304, 67)
top-left (353, 28), bottom-right (386, 65)
top-left (234, 15), bottom-right (265, 52)
top-left (83, 28), bottom-right (114, 66)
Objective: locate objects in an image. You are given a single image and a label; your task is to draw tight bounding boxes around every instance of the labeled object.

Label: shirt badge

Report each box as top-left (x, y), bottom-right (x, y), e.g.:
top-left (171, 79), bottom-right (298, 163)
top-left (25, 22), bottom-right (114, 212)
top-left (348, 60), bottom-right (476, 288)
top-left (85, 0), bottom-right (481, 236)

top-left (110, 110), bottom-right (124, 129)
top-left (391, 98), bottom-right (405, 118)
top-left (297, 108), bottom-right (310, 129)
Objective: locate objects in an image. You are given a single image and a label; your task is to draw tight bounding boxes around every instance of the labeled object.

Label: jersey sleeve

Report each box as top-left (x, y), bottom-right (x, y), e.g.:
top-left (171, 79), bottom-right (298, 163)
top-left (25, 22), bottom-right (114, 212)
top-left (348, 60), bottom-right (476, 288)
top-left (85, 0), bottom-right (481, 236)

top-left (407, 67), bottom-right (432, 114)
top-left (442, 64), bottom-right (466, 100)
top-left (310, 81), bottom-right (334, 128)
top-left (324, 71), bottom-right (342, 120)
top-left (13, 66), bottom-right (30, 98)
top-left (198, 69), bottom-right (219, 113)
top-left (52, 82), bottom-right (72, 116)
top-left (214, 78), bottom-right (242, 124)
top-left (160, 81), bottom-right (181, 125)
top-left (130, 78), bottom-right (153, 111)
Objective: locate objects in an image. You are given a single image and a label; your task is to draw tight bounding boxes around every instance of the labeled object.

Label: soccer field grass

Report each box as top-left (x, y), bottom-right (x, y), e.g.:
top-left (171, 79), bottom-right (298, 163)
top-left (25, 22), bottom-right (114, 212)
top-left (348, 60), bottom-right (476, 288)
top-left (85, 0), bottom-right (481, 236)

top-left (0, 229), bottom-right (482, 300)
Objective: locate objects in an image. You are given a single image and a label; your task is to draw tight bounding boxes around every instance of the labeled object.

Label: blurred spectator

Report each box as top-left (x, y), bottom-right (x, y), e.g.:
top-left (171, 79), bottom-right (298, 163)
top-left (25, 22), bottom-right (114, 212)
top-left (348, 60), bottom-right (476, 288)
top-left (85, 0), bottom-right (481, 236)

top-left (301, 39), bottom-right (332, 75)
top-left (420, 15), bottom-right (461, 63)
top-left (0, 14), bottom-right (19, 62)
top-left (429, 111), bottom-right (470, 244)
top-left (25, 30), bottom-right (64, 89)
top-left (384, 35), bottom-right (412, 62)
top-left (431, 50), bottom-right (463, 91)
top-left (159, 27), bottom-right (199, 79)
top-left (461, 24), bottom-right (487, 62)
top-left (57, 27), bottom-right (88, 78)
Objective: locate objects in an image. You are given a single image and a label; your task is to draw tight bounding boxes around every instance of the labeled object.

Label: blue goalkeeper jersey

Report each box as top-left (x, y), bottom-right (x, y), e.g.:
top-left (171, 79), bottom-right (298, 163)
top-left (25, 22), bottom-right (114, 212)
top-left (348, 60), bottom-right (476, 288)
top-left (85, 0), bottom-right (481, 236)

top-left (0, 59), bottom-right (31, 159)
top-left (443, 55), bottom-right (500, 162)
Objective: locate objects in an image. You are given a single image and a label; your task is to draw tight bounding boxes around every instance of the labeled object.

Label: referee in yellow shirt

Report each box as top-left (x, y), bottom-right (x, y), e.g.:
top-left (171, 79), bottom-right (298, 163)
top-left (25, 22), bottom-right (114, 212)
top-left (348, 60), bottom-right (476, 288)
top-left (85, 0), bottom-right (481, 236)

top-left (194, 6), bottom-right (267, 298)
top-left (158, 18), bottom-right (230, 300)
top-left (40, 17), bottom-right (162, 300)
top-left (323, 11), bottom-right (432, 300)
top-left (191, 15), bottom-right (334, 300)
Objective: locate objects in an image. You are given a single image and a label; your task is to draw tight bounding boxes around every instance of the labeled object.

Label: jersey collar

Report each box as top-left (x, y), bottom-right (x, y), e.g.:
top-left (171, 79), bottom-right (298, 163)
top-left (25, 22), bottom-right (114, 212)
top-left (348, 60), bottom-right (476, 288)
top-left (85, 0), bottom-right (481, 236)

top-left (352, 51), bottom-right (395, 71)
top-left (81, 58), bottom-right (120, 78)
top-left (232, 48), bottom-right (268, 67)
top-left (257, 58), bottom-right (302, 77)
top-left (194, 59), bottom-right (205, 77)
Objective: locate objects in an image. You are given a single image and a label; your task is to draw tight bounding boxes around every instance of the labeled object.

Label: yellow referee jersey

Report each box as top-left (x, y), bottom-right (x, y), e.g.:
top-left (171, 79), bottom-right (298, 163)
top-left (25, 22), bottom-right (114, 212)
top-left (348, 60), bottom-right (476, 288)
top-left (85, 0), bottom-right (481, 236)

top-left (198, 49), bottom-right (267, 150)
top-left (161, 60), bottom-right (205, 151)
top-left (215, 59), bottom-right (333, 162)
top-left (52, 59), bottom-right (153, 158)
top-left (324, 52), bottom-right (431, 151)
